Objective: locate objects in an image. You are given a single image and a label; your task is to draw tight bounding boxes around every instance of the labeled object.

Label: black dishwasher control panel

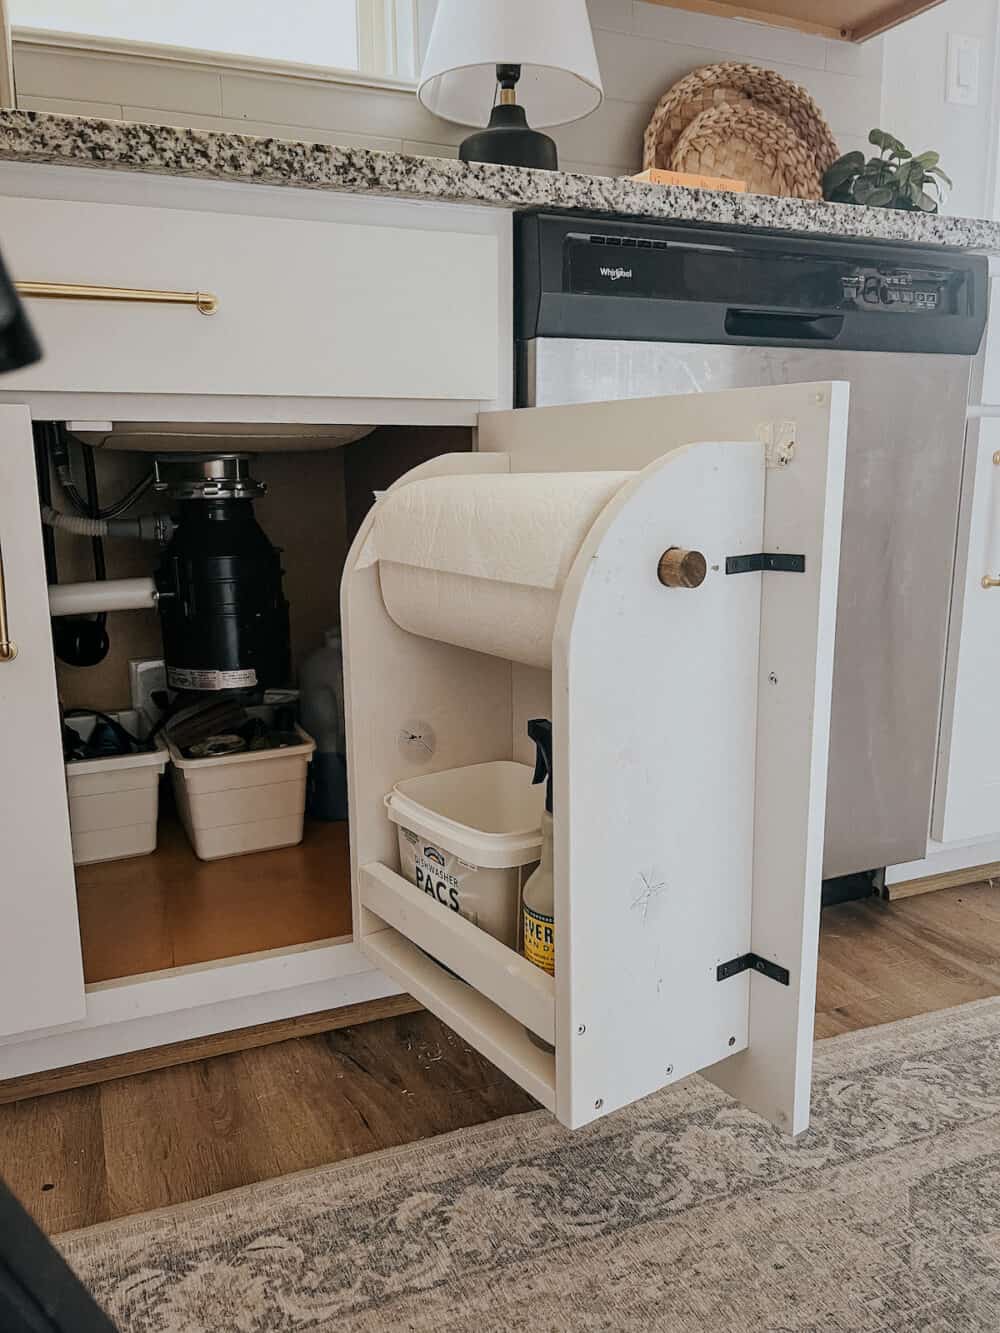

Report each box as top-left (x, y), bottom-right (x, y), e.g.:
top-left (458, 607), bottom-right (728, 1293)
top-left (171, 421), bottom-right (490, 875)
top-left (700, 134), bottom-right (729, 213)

top-left (516, 210), bottom-right (988, 354)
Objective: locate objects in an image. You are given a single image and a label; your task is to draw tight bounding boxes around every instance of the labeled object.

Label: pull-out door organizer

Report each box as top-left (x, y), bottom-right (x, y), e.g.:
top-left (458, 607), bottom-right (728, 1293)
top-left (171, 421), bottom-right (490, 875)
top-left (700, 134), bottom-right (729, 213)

top-left (343, 383), bottom-right (848, 1132)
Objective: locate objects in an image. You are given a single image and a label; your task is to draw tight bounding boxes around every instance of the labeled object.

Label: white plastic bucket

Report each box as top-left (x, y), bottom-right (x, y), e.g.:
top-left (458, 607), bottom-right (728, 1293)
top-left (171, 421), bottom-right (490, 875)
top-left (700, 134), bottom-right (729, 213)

top-left (64, 709), bottom-right (169, 865)
top-left (166, 723), bottom-right (315, 861)
top-left (386, 761), bottom-right (544, 947)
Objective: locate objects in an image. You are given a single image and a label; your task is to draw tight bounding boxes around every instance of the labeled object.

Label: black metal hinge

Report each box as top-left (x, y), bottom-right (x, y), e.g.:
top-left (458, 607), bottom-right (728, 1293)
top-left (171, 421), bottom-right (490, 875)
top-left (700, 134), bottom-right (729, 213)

top-left (717, 953), bottom-right (790, 986)
top-left (725, 553), bottom-right (805, 575)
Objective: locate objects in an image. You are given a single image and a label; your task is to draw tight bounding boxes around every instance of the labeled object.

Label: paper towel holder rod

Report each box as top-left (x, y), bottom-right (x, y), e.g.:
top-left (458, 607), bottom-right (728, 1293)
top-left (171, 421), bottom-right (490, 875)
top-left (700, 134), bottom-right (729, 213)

top-left (657, 547), bottom-right (707, 589)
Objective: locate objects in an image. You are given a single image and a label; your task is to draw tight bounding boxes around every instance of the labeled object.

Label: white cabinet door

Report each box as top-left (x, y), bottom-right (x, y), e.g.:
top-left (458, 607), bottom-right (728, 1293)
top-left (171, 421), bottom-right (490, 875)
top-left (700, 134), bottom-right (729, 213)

top-left (0, 405), bottom-right (85, 1037)
top-left (345, 382), bottom-right (846, 1133)
top-left (933, 416), bottom-right (1000, 843)
top-left (0, 194), bottom-right (499, 403)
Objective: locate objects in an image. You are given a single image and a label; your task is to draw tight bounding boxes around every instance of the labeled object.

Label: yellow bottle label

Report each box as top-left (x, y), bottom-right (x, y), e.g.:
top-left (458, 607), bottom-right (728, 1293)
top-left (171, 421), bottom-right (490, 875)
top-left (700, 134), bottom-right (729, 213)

top-left (523, 906), bottom-right (555, 974)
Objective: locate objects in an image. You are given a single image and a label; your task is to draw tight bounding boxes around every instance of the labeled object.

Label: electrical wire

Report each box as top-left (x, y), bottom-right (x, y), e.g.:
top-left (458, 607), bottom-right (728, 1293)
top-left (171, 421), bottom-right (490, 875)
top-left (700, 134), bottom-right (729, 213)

top-left (98, 472), bottom-right (155, 518)
top-left (51, 422), bottom-right (155, 520)
top-left (81, 442), bottom-right (106, 582)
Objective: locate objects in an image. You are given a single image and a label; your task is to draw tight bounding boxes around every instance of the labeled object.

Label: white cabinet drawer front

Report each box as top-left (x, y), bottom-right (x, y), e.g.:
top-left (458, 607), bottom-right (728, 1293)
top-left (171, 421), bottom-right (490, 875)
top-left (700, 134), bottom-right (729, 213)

top-left (0, 196), bottom-right (499, 401)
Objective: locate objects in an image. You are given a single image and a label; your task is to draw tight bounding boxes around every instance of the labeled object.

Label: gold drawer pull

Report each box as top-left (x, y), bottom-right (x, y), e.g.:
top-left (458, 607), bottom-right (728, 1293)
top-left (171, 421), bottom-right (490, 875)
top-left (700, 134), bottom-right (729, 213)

top-left (15, 281), bottom-right (218, 315)
top-left (983, 575), bottom-right (1000, 589)
top-left (0, 539), bottom-right (16, 663)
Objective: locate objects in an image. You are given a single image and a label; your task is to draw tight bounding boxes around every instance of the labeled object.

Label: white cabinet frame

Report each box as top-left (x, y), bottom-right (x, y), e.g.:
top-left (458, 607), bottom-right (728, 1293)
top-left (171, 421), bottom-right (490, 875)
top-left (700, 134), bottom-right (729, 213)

top-left (0, 404), bottom-right (86, 1037)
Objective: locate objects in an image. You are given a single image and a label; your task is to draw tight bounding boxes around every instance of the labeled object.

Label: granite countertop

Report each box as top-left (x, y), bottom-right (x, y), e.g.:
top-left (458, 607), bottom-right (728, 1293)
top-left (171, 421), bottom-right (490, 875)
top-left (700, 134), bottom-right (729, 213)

top-left (2, 109), bottom-right (1000, 252)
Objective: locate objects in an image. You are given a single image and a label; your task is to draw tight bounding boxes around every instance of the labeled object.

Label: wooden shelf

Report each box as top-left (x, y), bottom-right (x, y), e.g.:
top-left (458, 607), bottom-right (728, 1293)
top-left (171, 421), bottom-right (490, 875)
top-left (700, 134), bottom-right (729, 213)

top-left (645, 0), bottom-right (944, 41)
top-left (75, 810), bottom-right (352, 984)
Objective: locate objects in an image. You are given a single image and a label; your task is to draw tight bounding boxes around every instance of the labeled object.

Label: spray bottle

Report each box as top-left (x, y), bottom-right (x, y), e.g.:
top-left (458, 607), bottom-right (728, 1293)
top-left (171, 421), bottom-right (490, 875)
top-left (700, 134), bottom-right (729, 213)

top-left (523, 719), bottom-right (555, 978)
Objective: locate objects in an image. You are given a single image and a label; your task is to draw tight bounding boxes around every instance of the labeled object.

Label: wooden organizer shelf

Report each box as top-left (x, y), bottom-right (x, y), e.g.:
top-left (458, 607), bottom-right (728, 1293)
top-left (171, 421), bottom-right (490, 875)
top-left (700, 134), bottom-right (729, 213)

top-left (75, 811), bottom-right (352, 983)
top-left (647, 0), bottom-right (944, 41)
top-left (360, 864), bottom-right (557, 1111)
top-left (360, 862), bottom-right (555, 1043)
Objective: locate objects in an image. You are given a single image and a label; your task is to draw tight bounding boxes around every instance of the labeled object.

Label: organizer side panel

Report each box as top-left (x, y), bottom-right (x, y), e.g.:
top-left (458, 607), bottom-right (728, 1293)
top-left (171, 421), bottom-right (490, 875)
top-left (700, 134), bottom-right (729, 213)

top-left (342, 455), bottom-right (515, 939)
top-left (554, 439), bottom-right (765, 1129)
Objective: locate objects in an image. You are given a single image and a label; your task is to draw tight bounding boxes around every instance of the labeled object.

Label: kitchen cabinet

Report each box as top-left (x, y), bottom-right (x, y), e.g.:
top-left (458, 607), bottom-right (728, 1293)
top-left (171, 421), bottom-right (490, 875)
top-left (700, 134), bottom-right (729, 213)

top-left (0, 405), bottom-right (86, 1038)
top-left (886, 266), bottom-right (1000, 896)
top-left (0, 163), bottom-right (842, 1140)
top-left (648, 0), bottom-right (945, 42)
top-left (0, 381), bottom-right (845, 1138)
top-left (932, 416), bottom-right (1000, 845)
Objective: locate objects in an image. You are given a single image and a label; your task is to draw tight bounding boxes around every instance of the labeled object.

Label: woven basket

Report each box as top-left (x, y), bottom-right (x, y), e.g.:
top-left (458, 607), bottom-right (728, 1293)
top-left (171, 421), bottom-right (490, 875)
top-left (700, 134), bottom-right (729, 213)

top-left (642, 62), bottom-right (839, 177)
top-left (670, 99), bottom-right (824, 200)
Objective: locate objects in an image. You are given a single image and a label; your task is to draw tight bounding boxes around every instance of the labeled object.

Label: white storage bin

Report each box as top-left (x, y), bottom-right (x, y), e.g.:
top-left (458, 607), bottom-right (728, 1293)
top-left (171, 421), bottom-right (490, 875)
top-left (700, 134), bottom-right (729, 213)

top-left (386, 761), bottom-right (544, 948)
top-left (166, 725), bottom-right (316, 861)
top-left (64, 709), bottom-right (168, 865)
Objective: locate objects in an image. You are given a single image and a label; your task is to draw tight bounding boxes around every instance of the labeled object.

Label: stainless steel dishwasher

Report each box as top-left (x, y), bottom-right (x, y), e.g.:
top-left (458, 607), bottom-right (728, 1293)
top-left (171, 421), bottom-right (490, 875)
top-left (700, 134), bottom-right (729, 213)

top-left (515, 210), bottom-right (988, 882)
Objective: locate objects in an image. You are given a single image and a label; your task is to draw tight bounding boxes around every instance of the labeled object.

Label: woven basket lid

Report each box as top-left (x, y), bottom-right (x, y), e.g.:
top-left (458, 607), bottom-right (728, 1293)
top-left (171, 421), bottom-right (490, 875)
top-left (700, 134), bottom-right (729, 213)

top-left (643, 61), bottom-right (839, 176)
top-left (669, 99), bottom-right (824, 200)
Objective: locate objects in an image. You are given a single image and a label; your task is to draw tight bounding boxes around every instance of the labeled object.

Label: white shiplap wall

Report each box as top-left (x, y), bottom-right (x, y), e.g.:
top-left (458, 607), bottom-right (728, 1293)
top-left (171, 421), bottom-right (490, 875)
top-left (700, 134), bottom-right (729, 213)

top-left (12, 1), bottom-right (883, 177)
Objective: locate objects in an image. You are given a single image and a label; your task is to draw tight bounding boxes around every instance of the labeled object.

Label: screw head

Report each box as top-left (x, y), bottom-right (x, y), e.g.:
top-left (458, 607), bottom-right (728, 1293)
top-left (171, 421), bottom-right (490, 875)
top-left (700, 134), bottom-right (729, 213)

top-left (768, 672), bottom-right (778, 685)
top-left (577, 1024), bottom-right (586, 1035)
top-left (728, 1036), bottom-right (737, 1047)
top-left (594, 1097), bottom-right (604, 1110)
top-left (666, 1064), bottom-right (674, 1076)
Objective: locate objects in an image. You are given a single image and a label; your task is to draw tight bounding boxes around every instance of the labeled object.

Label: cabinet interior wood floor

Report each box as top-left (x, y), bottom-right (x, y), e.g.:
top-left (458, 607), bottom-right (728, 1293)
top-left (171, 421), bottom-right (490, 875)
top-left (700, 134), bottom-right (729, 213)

top-left (4, 880), bottom-right (1000, 1235)
top-left (76, 813), bottom-right (352, 982)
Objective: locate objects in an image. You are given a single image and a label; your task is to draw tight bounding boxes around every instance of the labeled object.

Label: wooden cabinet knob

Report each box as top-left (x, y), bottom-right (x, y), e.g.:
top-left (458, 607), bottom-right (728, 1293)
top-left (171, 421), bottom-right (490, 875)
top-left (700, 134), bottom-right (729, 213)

top-left (657, 546), bottom-right (707, 589)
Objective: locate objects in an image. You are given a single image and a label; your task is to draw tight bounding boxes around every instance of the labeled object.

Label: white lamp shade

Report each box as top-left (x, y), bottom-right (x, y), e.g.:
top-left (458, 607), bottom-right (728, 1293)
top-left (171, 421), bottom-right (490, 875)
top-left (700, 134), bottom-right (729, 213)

top-left (418, 0), bottom-right (603, 129)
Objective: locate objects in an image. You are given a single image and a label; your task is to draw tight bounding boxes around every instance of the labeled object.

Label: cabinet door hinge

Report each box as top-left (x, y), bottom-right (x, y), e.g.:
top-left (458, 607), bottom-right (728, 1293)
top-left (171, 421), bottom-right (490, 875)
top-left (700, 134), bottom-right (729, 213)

top-left (725, 553), bottom-right (805, 575)
top-left (717, 953), bottom-right (790, 986)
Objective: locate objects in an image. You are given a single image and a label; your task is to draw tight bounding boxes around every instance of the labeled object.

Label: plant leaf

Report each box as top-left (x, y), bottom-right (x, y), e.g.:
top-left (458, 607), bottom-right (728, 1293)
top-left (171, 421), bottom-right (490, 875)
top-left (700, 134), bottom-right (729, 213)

top-left (867, 186), bottom-right (894, 207)
top-left (915, 189), bottom-right (938, 212)
top-left (870, 128), bottom-right (909, 158)
top-left (912, 150), bottom-right (940, 167)
top-left (928, 165), bottom-right (952, 186)
top-left (823, 152), bottom-right (864, 191)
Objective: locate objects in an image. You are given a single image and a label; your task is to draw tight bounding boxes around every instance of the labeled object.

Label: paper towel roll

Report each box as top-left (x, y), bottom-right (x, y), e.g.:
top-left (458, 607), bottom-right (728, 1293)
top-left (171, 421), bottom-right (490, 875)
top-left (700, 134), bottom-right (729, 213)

top-left (371, 471), bottom-right (635, 667)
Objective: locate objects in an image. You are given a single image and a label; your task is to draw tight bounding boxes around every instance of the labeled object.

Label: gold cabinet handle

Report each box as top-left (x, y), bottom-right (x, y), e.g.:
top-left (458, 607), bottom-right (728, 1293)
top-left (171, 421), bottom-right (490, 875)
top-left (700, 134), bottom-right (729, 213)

top-left (15, 281), bottom-right (218, 315)
top-left (0, 538), bottom-right (16, 663)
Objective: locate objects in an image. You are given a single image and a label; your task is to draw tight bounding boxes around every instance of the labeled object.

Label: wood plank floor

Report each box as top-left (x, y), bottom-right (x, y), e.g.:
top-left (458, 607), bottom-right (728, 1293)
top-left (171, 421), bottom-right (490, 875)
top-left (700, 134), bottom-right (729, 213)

top-left (5, 881), bottom-right (1000, 1235)
top-left (75, 815), bottom-right (352, 982)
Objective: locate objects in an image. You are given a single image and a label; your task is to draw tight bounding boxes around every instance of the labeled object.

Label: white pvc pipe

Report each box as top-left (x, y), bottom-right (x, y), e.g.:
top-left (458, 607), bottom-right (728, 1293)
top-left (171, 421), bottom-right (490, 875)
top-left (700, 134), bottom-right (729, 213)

top-left (48, 577), bottom-right (157, 617)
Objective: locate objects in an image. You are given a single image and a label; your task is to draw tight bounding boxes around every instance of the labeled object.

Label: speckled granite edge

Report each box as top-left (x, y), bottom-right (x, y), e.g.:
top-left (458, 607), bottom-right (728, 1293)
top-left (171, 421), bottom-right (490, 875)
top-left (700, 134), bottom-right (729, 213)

top-left (2, 109), bottom-right (1000, 252)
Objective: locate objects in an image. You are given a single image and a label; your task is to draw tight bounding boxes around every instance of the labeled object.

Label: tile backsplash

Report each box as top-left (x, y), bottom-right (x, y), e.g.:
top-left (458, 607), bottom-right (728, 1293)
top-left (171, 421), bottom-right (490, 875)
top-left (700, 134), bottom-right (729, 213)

top-left (14, 0), bottom-right (883, 178)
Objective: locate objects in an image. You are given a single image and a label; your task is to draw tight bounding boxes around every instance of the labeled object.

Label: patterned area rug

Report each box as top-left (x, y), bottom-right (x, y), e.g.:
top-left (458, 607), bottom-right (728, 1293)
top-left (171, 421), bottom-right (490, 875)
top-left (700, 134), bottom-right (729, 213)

top-left (59, 999), bottom-right (1000, 1332)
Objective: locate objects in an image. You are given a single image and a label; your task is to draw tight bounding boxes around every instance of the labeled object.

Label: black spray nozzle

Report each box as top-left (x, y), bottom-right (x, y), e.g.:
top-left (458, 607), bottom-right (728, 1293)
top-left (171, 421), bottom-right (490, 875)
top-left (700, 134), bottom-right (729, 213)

top-left (528, 717), bottom-right (553, 815)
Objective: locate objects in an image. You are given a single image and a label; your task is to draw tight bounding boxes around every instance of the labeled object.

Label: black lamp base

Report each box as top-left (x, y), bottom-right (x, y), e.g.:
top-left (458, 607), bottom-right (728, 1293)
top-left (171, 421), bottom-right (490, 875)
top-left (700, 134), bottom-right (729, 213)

top-left (459, 104), bottom-right (557, 171)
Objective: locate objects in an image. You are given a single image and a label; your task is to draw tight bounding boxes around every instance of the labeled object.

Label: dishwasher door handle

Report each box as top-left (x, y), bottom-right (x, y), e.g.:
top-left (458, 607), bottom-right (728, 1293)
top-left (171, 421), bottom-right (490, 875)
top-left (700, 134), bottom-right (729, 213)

top-left (724, 309), bottom-right (845, 342)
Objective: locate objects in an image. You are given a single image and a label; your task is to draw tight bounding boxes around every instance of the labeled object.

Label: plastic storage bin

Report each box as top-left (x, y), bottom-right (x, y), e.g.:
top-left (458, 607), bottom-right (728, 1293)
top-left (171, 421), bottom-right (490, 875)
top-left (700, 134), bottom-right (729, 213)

top-left (64, 710), bottom-right (169, 865)
top-left (166, 724), bottom-right (316, 861)
top-left (386, 761), bottom-right (544, 947)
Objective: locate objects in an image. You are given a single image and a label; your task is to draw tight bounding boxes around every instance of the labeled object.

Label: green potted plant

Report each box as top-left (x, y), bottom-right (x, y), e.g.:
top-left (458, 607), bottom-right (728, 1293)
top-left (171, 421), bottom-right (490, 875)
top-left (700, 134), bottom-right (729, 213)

top-left (823, 129), bottom-right (951, 211)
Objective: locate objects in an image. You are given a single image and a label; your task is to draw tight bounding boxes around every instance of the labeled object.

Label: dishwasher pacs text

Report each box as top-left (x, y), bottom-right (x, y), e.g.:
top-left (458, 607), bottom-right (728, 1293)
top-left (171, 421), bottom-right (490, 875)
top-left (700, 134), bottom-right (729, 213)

top-left (397, 827), bottom-right (522, 948)
top-left (412, 845), bottom-right (460, 912)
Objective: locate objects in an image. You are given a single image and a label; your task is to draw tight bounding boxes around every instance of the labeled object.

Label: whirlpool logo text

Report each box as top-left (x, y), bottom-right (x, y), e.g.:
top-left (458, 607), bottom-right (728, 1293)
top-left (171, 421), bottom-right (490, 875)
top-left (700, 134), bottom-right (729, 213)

top-left (599, 265), bottom-right (633, 281)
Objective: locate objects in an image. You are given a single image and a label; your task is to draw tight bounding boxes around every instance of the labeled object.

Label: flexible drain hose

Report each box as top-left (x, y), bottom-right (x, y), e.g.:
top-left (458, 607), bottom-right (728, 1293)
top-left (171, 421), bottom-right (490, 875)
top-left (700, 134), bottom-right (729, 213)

top-left (41, 505), bottom-right (175, 542)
